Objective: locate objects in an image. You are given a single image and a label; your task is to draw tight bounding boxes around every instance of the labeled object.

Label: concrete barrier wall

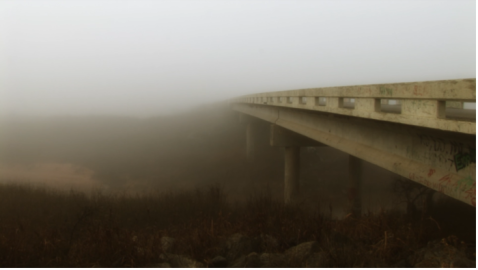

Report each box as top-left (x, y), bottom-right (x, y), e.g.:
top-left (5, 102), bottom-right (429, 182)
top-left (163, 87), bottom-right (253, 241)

top-left (232, 79), bottom-right (476, 134)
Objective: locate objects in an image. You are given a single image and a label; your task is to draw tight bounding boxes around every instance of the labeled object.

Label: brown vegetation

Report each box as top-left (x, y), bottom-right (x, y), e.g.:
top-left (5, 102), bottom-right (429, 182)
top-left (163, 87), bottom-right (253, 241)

top-left (0, 183), bottom-right (473, 267)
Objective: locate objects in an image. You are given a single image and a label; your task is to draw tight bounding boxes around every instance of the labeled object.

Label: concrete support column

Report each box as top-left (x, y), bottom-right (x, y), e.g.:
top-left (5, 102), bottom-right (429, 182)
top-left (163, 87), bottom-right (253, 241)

top-left (284, 146), bottom-right (300, 204)
top-left (246, 122), bottom-right (255, 162)
top-left (348, 155), bottom-right (363, 216)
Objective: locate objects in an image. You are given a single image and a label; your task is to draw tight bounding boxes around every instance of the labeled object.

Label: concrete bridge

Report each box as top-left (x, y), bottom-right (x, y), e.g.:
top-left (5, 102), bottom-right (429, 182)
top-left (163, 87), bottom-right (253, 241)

top-left (230, 79), bottom-right (476, 213)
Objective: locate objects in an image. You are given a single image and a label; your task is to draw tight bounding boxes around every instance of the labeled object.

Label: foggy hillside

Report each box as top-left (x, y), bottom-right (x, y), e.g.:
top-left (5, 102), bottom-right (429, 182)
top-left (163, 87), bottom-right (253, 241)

top-left (1, 102), bottom-right (403, 211)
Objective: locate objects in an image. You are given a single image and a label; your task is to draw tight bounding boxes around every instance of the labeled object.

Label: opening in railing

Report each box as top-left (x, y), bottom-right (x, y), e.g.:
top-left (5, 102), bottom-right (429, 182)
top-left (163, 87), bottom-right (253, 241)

top-left (279, 97), bottom-right (286, 103)
top-left (377, 99), bottom-right (402, 114)
top-left (300, 97), bottom-right (307, 105)
top-left (315, 97), bottom-right (327, 106)
top-left (339, 98), bottom-right (355, 109)
top-left (287, 97), bottom-right (293, 104)
top-left (439, 101), bottom-right (476, 121)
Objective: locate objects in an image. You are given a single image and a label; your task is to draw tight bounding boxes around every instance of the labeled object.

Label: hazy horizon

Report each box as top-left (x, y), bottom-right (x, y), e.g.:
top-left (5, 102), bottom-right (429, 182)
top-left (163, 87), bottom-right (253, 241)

top-left (1, 0), bottom-right (476, 117)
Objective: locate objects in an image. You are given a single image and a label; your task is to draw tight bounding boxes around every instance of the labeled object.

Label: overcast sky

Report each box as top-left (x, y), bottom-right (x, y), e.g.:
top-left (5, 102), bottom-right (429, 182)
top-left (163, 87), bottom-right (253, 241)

top-left (0, 0), bottom-right (475, 117)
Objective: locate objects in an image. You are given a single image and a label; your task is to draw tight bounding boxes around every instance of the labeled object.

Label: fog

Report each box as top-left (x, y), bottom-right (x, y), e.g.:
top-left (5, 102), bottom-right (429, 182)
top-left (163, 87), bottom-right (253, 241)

top-left (0, 104), bottom-right (403, 214)
top-left (0, 3), bottom-right (476, 266)
top-left (1, 0), bottom-right (475, 117)
top-left (0, 0), bottom-right (475, 206)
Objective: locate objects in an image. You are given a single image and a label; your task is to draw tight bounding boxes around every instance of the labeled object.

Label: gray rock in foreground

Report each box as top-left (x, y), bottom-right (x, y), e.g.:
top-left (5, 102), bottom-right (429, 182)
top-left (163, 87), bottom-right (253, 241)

top-left (231, 252), bottom-right (262, 268)
top-left (209, 256), bottom-right (227, 268)
top-left (259, 253), bottom-right (286, 267)
top-left (161, 236), bottom-right (176, 253)
top-left (258, 234), bottom-right (279, 251)
top-left (224, 233), bottom-right (260, 261)
top-left (285, 241), bottom-right (321, 261)
top-left (160, 253), bottom-right (204, 268)
top-left (409, 237), bottom-right (475, 268)
top-left (149, 262), bottom-right (171, 268)
top-left (304, 252), bottom-right (331, 268)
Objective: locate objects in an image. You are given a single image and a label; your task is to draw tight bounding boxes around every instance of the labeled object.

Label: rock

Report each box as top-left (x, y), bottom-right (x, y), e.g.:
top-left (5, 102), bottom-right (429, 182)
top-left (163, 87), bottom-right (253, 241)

top-left (285, 241), bottom-right (321, 261)
top-left (305, 252), bottom-right (330, 268)
top-left (451, 257), bottom-right (476, 268)
top-left (414, 258), bottom-right (441, 268)
top-left (224, 233), bottom-right (260, 261)
top-left (259, 253), bottom-right (286, 268)
top-left (259, 234), bottom-right (279, 251)
top-left (410, 237), bottom-right (475, 268)
top-left (161, 236), bottom-right (176, 253)
top-left (390, 259), bottom-right (412, 268)
top-left (149, 262), bottom-right (171, 268)
top-left (160, 253), bottom-right (204, 268)
top-left (210, 256), bottom-right (227, 268)
top-left (231, 252), bottom-right (262, 268)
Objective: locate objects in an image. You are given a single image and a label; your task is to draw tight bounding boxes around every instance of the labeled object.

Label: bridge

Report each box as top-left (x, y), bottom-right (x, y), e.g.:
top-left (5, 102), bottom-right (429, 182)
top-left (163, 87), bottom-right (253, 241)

top-left (230, 79), bottom-right (476, 214)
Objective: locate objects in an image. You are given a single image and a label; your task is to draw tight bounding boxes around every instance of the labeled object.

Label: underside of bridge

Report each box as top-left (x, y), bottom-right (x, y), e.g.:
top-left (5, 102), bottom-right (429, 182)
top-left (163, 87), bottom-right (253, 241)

top-left (234, 103), bottom-right (475, 211)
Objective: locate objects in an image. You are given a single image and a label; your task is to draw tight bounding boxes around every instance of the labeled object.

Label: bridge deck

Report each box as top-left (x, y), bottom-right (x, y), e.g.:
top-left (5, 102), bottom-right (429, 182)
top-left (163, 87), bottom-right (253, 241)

top-left (231, 79), bottom-right (476, 207)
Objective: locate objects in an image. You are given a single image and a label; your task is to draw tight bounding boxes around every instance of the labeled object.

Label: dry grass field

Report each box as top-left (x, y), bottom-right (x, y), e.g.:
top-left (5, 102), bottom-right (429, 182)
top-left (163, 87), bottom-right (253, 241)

top-left (1, 183), bottom-right (472, 267)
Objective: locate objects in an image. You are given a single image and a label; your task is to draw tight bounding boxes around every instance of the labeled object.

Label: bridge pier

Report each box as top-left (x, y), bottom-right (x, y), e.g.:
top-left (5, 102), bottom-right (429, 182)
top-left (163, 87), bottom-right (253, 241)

top-left (239, 114), bottom-right (257, 162)
top-left (348, 155), bottom-right (363, 216)
top-left (270, 124), bottom-right (325, 204)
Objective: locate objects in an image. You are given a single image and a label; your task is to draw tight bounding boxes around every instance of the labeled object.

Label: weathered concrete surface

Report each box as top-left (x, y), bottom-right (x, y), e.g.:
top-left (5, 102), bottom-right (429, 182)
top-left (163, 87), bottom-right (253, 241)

top-left (233, 103), bottom-right (476, 207)
top-left (270, 124), bottom-right (325, 147)
top-left (239, 114), bottom-right (258, 161)
top-left (236, 79), bottom-right (475, 134)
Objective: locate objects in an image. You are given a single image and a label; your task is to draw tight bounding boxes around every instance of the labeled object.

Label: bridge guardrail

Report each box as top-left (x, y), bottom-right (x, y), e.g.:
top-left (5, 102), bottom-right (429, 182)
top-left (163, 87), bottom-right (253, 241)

top-left (232, 79), bottom-right (476, 135)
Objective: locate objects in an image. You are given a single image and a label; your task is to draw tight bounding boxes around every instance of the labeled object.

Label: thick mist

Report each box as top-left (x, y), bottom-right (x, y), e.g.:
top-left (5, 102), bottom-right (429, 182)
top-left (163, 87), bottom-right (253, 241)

top-left (0, 0), bottom-right (475, 223)
top-left (0, 3), bottom-right (475, 266)
top-left (0, 0), bottom-right (475, 117)
top-left (0, 103), bottom-right (399, 211)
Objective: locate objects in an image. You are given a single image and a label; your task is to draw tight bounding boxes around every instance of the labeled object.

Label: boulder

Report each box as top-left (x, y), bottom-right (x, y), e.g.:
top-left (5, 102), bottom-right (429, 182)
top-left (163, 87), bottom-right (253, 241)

top-left (209, 256), bottom-right (227, 268)
top-left (410, 237), bottom-right (475, 268)
top-left (285, 241), bottom-right (321, 261)
top-left (259, 253), bottom-right (286, 268)
top-left (451, 257), bottom-right (476, 268)
top-left (161, 236), bottom-right (176, 253)
top-left (305, 252), bottom-right (330, 268)
top-left (149, 262), bottom-right (171, 268)
top-left (390, 259), bottom-right (412, 268)
top-left (259, 234), bottom-right (279, 251)
top-left (224, 233), bottom-right (260, 261)
top-left (231, 252), bottom-right (262, 268)
top-left (160, 253), bottom-right (204, 268)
